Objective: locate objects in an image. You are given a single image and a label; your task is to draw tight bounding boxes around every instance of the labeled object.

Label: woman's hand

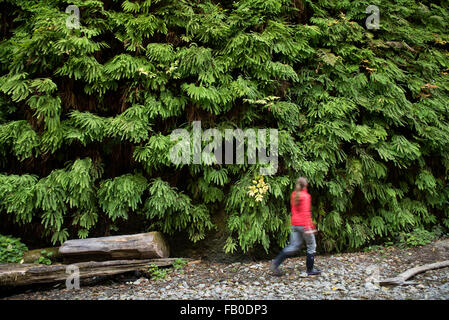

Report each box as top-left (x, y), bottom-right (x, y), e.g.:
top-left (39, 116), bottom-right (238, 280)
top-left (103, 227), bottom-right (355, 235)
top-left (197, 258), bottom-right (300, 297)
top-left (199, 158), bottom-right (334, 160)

top-left (305, 229), bottom-right (317, 235)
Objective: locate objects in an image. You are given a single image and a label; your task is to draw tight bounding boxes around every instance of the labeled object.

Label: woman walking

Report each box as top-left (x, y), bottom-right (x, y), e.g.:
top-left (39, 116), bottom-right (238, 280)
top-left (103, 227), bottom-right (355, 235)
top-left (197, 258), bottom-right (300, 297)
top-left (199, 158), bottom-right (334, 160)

top-left (270, 177), bottom-right (322, 276)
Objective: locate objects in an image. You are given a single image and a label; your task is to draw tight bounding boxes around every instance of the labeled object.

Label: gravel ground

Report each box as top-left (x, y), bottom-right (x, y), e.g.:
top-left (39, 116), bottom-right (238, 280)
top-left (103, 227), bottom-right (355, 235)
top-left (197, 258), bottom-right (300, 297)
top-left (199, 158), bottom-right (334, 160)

top-left (3, 239), bottom-right (449, 300)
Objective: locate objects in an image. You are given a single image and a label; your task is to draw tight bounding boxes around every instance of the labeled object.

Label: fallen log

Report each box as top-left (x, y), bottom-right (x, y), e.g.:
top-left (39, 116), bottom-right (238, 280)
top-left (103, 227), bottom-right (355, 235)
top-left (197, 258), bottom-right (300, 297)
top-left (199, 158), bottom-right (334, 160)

top-left (0, 258), bottom-right (182, 287)
top-left (59, 232), bottom-right (169, 263)
top-left (379, 260), bottom-right (449, 286)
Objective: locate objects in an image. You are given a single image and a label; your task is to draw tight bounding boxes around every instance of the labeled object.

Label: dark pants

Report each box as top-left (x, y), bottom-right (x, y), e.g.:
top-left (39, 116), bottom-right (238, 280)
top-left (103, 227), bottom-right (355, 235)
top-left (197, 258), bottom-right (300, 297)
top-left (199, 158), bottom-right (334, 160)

top-left (283, 226), bottom-right (316, 255)
top-left (273, 226), bottom-right (316, 268)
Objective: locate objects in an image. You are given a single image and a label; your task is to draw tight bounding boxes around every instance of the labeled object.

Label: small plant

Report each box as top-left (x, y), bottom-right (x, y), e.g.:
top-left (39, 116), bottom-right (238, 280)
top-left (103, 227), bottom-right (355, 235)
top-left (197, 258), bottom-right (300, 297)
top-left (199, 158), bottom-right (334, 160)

top-left (431, 225), bottom-right (446, 239)
top-left (398, 228), bottom-right (437, 248)
top-left (363, 237), bottom-right (395, 252)
top-left (363, 245), bottom-right (384, 253)
top-left (173, 258), bottom-right (188, 270)
top-left (0, 234), bottom-right (28, 264)
top-left (384, 240), bottom-right (394, 247)
top-left (148, 264), bottom-right (167, 281)
top-left (33, 250), bottom-right (53, 265)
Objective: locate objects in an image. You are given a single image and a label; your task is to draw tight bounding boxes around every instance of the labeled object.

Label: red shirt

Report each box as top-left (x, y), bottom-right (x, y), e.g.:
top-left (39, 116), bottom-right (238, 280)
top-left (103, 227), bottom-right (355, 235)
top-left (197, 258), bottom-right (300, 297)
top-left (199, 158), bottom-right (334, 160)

top-left (290, 188), bottom-right (315, 230)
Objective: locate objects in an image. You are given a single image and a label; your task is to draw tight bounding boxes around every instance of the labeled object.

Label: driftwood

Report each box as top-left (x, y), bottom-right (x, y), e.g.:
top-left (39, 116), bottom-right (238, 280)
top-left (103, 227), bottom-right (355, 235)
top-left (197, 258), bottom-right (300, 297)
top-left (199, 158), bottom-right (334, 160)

top-left (59, 232), bottom-right (169, 263)
top-left (0, 258), bottom-right (182, 287)
top-left (379, 260), bottom-right (449, 286)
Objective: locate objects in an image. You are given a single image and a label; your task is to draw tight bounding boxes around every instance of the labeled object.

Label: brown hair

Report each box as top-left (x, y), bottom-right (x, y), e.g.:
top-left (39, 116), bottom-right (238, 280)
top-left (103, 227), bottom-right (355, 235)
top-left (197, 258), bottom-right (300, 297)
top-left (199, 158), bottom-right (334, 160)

top-left (294, 177), bottom-right (308, 206)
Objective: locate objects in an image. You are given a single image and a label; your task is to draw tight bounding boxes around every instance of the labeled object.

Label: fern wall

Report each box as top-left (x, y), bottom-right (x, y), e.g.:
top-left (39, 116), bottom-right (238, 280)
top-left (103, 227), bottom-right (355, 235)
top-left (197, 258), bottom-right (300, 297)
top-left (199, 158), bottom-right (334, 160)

top-left (0, 0), bottom-right (448, 253)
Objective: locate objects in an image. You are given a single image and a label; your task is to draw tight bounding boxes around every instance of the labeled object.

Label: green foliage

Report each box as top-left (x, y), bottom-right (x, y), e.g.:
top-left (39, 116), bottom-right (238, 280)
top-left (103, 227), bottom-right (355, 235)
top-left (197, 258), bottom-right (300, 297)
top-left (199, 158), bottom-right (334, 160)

top-left (0, 0), bottom-right (448, 254)
top-left (173, 258), bottom-right (188, 271)
top-left (144, 178), bottom-right (215, 242)
top-left (98, 173), bottom-right (147, 222)
top-left (0, 235), bottom-right (28, 264)
top-left (33, 249), bottom-right (53, 265)
top-left (397, 228), bottom-right (439, 248)
top-left (224, 173), bottom-right (291, 253)
top-left (147, 264), bottom-right (167, 281)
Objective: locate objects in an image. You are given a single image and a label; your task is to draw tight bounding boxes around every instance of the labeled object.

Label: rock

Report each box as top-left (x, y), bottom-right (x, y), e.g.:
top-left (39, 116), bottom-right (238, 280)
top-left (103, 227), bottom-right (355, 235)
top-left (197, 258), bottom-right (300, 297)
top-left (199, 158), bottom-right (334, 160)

top-left (408, 287), bottom-right (418, 293)
top-left (416, 284), bottom-right (426, 289)
top-left (365, 282), bottom-right (380, 291)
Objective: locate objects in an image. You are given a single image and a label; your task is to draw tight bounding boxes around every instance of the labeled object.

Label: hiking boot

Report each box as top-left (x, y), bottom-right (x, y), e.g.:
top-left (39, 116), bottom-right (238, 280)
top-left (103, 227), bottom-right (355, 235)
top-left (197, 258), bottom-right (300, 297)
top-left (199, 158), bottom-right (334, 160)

top-left (269, 251), bottom-right (288, 276)
top-left (269, 260), bottom-right (284, 277)
top-left (306, 253), bottom-right (322, 276)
